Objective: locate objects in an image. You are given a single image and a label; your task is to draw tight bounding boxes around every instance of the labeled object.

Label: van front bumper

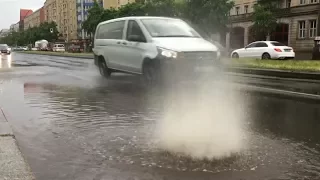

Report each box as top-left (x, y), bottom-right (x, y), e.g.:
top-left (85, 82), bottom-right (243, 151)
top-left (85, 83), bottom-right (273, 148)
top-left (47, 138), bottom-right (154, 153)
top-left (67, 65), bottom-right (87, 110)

top-left (157, 56), bottom-right (221, 81)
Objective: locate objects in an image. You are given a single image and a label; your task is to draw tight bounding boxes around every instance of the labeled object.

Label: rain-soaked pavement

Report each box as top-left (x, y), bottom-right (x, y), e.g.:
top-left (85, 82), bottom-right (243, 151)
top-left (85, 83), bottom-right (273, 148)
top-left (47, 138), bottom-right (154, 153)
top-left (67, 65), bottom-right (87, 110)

top-left (0, 53), bottom-right (320, 180)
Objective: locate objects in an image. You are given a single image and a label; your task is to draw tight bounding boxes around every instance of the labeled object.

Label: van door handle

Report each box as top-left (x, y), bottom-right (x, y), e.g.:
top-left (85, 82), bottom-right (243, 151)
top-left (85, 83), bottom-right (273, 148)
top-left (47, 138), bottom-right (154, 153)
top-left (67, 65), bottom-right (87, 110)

top-left (117, 42), bottom-right (121, 44)
top-left (122, 42), bottom-right (127, 45)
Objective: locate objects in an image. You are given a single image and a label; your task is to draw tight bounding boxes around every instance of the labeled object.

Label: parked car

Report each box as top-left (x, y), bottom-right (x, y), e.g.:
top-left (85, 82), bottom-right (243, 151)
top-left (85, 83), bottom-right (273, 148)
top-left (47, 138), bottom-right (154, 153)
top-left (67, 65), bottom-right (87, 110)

top-left (52, 44), bottom-right (66, 52)
top-left (231, 41), bottom-right (295, 60)
top-left (93, 16), bottom-right (220, 86)
top-left (13, 46), bottom-right (25, 51)
top-left (68, 44), bottom-right (83, 53)
top-left (0, 44), bottom-right (11, 54)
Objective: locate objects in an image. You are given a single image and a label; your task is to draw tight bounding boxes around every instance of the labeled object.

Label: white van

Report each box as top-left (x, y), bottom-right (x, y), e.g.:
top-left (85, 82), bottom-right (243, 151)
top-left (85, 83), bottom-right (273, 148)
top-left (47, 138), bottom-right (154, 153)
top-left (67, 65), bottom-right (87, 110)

top-left (53, 44), bottom-right (65, 52)
top-left (93, 16), bottom-right (220, 85)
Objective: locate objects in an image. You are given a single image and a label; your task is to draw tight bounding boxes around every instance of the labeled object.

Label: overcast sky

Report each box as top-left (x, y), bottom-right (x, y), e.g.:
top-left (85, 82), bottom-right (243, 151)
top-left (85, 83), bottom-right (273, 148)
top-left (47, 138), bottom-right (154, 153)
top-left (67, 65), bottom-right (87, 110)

top-left (0, 0), bottom-right (44, 29)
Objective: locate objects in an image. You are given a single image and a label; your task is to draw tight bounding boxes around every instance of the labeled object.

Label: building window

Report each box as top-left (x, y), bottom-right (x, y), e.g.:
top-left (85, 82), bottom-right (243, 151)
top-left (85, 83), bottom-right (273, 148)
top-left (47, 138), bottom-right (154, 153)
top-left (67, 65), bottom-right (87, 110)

top-left (244, 5), bottom-right (249, 14)
top-left (235, 7), bottom-right (240, 15)
top-left (298, 21), bottom-right (306, 38)
top-left (309, 20), bottom-right (317, 38)
top-left (299, 0), bottom-right (306, 4)
top-left (310, 0), bottom-right (318, 3)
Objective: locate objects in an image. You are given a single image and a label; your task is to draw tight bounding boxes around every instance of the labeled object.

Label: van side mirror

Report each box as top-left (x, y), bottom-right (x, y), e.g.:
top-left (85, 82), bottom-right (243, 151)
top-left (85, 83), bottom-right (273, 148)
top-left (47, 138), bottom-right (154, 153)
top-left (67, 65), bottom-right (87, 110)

top-left (128, 35), bottom-right (145, 42)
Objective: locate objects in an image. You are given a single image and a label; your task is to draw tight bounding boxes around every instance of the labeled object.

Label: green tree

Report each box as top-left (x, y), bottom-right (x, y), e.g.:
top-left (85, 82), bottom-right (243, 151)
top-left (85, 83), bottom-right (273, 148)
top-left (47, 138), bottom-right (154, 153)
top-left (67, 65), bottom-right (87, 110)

top-left (0, 21), bottom-right (59, 46)
top-left (82, 0), bottom-right (104, 36)
top-left (100, 7), bottom-right (118, 21)
top-left (117, 2), bottom-right (146, 18)
top-left (144, 0), bottom-right (178, 17)
top-left (251, 0), bottom-right (281, 40)
top-left (182, 0), bottom-right (234, 35)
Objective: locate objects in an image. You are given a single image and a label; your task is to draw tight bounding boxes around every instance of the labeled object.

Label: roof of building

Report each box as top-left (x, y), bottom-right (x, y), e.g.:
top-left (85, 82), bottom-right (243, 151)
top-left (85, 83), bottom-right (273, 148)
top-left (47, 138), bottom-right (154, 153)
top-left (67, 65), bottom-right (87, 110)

top-left (20, 9), bottom-right (33, 21)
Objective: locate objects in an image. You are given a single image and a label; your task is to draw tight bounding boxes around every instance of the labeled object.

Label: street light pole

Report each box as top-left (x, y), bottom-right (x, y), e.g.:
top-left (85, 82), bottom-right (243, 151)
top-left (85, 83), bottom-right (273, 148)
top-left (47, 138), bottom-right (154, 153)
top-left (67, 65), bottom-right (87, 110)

top-left (81, 0), bottom-right (86, 51)
top-left (66, 2), bottom-right (69, 43)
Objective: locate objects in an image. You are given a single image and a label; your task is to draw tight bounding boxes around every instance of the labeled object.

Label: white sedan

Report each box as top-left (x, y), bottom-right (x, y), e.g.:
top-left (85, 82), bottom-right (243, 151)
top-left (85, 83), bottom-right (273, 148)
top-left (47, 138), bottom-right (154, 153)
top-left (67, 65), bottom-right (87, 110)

top-left (231, 41), bottom-right (295, 60)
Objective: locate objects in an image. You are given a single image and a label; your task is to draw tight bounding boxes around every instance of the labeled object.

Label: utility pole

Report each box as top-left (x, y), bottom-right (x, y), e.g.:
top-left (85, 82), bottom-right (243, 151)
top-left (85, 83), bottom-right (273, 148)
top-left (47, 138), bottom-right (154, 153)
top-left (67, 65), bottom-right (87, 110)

top-left (66, 1), bottom-right (69, 43)
top-left (317, 1), bottom-right (320, 36)
top-left (81, 0), bottom-right (86, 52)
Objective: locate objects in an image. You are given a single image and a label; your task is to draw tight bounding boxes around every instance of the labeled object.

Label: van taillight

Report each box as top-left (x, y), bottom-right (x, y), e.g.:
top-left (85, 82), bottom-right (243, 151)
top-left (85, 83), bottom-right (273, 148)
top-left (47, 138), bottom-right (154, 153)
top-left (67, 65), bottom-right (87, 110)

top-left (274, 48), bottom-right (282, 52)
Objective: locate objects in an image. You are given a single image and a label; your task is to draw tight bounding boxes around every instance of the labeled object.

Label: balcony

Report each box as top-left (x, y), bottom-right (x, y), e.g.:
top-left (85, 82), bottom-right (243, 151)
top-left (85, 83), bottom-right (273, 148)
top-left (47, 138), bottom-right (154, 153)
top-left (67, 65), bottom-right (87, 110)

top-left (229, 3), bottom-right (319, 23)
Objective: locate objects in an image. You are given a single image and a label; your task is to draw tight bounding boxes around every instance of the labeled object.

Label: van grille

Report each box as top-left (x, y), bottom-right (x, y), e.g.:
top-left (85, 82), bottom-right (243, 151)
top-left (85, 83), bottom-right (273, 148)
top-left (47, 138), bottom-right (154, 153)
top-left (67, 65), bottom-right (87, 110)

top-left (178, 51), bottom-right (217, 61)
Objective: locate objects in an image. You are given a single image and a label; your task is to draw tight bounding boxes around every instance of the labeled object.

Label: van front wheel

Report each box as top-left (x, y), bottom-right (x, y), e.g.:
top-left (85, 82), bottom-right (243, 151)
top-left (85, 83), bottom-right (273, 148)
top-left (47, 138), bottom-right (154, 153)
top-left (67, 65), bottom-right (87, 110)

top-left (142, 62), bottom-right (160, 87)
top-left (98, 59), bottom-right (111, 78)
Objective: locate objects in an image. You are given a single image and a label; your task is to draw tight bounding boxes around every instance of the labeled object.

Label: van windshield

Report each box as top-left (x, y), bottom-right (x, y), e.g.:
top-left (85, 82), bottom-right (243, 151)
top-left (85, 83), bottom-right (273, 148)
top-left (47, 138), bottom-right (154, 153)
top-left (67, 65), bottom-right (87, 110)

top-left (141, 19), bottom-right (200, 38)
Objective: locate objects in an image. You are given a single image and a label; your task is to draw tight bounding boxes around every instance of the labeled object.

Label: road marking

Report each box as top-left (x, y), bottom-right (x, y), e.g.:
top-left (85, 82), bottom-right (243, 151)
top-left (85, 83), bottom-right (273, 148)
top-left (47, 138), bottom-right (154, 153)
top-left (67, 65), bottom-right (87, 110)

top-left (226, 72), bottom-right (320, 83)
top-left (240, 84), bottom-right (320, 100)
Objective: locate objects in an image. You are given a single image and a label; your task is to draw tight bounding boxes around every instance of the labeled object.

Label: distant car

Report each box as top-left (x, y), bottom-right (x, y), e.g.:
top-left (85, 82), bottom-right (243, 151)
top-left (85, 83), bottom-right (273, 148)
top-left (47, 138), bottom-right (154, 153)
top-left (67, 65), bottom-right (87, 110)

top-left (231, 41), bottom-right (295, 60)
top-left (52, 44), bottom-right (65, 52)
top-left (0, 44), bottom-right (11, 54)
top-left (68, 44), bottom-right (82, 53)
top-left (13, 46), bottom-right (24, 51)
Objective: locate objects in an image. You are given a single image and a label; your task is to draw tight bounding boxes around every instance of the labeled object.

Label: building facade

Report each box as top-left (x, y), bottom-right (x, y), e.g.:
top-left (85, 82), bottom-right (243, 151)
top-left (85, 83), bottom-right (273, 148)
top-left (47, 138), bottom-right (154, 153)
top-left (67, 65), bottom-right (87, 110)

top-left (227, 0), bottom-right (319, 52)
top-left (24, 7), bottom-right (45, 30)
top-left (103, 0), bottom-right (134, 9)
top-left (76, 0), bottom-right (103, 38)
top-left (44, 0), bottom-right (78, 41)
top-left (19, 9), bottom-right (33, 31)
top-left (10, 22), bottom-right (20, 32)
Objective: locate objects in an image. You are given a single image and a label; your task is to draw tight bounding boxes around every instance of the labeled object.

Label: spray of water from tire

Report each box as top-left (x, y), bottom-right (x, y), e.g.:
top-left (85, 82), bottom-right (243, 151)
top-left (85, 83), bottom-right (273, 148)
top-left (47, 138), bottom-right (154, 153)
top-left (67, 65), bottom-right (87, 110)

top-left (154, 72), bottom-right (248, 160)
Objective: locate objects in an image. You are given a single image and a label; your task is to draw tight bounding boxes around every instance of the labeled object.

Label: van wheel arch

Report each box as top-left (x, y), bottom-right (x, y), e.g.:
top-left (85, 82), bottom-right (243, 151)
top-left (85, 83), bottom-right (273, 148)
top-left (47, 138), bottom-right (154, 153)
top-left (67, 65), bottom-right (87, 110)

top-left (98, 56), bottom-right (112, 78)
top-left (142, 57), bottom-right (161, 87)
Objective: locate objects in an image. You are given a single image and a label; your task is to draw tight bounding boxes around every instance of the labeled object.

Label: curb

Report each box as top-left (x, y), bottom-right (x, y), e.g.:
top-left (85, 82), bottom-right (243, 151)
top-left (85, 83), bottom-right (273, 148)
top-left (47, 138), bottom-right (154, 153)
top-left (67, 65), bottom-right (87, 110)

top-left (0, 108), bottom-right (13, 137)
top-left (16, 51), bottom-right (93, 59)
top-left (225, 67), bottom-right (320, 81)
top-left (0, 108), bottom-right (35, 180)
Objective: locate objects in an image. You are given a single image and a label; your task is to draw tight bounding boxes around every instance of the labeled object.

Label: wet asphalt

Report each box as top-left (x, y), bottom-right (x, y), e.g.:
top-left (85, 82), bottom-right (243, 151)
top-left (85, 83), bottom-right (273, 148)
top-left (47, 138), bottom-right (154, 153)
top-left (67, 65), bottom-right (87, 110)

top-left (0, 53), bottom-right (320, 180)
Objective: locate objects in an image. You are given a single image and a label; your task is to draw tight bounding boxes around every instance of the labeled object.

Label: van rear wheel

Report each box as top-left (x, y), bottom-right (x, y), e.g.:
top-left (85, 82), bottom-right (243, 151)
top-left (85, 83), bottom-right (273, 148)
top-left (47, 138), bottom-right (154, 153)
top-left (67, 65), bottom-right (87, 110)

top-left (98, 59), bottom-right (111, 78)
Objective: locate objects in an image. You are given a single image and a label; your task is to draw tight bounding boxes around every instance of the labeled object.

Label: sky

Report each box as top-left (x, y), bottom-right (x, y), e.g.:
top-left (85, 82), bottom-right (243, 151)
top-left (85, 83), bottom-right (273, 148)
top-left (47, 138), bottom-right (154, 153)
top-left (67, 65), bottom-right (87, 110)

top-left (0, 0), bottom-right (44, 29)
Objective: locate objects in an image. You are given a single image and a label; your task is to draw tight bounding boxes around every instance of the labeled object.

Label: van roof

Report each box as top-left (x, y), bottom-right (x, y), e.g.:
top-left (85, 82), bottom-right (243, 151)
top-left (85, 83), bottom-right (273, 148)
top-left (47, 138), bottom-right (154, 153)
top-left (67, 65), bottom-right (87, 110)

top-left (98, 16), bottom-right (180, 26)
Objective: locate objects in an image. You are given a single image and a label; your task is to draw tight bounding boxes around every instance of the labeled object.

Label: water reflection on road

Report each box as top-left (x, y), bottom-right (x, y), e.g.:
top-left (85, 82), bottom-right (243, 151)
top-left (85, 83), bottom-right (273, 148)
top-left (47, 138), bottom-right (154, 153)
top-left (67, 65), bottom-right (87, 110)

top-left (0, 54), bottom-right (12, 69)
top-left (6, 81), bottom-right (319, 180)
top-left (0, 53), bottom-right (319, 180)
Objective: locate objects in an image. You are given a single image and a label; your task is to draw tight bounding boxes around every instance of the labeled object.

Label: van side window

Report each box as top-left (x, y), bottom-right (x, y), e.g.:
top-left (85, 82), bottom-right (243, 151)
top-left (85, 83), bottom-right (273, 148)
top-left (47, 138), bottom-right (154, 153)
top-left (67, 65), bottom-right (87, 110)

top-left (126, 20), bottom-right (145, 41)
top-left (97, 20), bottom-right (125, 40)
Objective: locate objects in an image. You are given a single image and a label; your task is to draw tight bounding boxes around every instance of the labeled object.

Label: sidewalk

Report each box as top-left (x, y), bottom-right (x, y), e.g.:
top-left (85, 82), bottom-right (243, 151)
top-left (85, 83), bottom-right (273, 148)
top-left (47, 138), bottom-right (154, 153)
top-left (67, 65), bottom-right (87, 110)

top-left (0, 109), bottom-right (34, 180)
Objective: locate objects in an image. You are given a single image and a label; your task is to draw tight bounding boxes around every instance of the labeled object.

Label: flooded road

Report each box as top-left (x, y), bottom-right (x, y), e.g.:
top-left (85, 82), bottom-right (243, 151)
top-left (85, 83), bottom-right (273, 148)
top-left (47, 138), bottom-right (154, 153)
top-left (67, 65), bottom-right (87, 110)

top-left (0, 53), bottom-right (320, 180)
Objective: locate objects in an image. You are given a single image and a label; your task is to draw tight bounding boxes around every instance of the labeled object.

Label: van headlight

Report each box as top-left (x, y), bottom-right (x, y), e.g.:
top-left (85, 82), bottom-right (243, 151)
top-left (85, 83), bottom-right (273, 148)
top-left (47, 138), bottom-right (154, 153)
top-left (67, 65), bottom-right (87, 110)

top-left (157, 47), bottom-right (178, 59)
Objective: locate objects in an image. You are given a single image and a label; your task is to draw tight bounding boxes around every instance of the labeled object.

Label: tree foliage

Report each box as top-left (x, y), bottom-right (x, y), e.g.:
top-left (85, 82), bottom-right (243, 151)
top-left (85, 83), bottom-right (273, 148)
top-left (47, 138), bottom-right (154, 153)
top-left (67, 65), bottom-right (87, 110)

top-left (182, 0), bottom-right (234, 34)
top-left (82, 0), bottom-right (234, 37)
top-left (0, 22), bottom-right (59, 46)
top-left (251, 0), bottom-right (281, 39)
top-left (82, 1), bottom-right (105, 35)
top-left (144, 0), bottom-right (178, 17)
top-left (1, 0), bottom-right (235, 45)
